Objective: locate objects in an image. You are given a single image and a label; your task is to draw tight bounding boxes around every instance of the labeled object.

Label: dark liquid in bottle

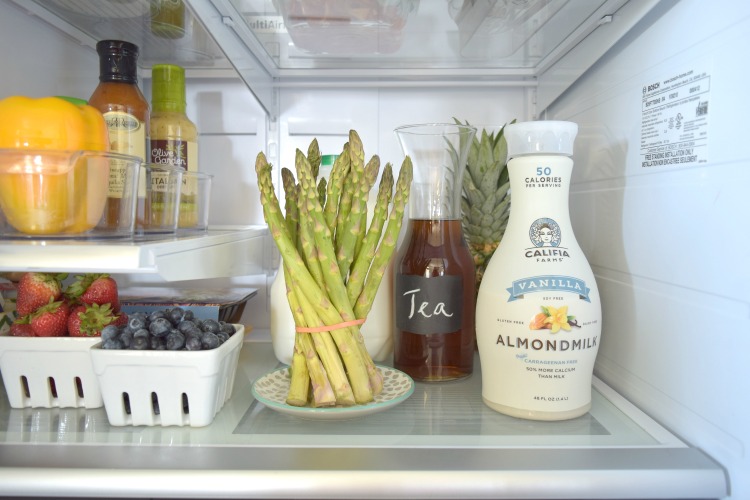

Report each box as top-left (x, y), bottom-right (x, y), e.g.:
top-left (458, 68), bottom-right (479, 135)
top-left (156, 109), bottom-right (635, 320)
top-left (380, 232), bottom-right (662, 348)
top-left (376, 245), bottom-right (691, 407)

top-left (394, 219), bottom-right (476, 381)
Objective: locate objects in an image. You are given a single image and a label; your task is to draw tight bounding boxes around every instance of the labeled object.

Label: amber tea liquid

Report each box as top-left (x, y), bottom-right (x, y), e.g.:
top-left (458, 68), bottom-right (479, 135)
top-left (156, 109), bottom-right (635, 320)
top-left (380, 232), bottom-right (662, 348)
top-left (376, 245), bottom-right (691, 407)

top-left (394, 219), bottom-right (476, 381)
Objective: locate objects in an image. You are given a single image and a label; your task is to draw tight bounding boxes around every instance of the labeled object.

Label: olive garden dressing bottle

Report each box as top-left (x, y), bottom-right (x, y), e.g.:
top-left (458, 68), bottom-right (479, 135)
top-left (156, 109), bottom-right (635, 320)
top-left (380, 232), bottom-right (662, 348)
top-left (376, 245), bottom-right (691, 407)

top-left (149, 64), bottom-right (199, 228)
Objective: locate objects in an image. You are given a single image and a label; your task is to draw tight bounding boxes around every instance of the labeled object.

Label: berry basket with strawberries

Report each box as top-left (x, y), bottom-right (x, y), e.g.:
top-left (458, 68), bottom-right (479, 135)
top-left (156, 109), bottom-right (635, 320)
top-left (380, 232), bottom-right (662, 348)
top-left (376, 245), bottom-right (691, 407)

top-left (0, 272), bottom-right (124, 408)
top-left (0, 272), bottom-right (125, 409)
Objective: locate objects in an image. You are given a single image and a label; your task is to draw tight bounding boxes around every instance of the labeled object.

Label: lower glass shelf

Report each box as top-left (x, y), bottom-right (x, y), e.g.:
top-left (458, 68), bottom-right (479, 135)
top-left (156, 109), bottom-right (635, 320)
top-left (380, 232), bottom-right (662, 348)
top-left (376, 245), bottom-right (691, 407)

top-left (0, 338), bottom-right (727, 499)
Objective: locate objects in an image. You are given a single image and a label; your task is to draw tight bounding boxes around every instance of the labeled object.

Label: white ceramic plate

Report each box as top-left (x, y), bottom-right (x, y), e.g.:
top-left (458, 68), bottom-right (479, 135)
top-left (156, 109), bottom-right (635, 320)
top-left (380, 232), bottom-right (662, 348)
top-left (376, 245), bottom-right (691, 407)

top-left (252, 366), bottom-right (414, 420)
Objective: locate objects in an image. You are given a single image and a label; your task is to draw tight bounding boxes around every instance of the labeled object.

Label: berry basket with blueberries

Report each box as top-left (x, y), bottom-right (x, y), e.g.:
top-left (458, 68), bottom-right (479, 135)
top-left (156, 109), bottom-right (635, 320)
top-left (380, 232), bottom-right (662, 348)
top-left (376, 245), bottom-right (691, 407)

top-left (89, 306), bottom-right (246, 427)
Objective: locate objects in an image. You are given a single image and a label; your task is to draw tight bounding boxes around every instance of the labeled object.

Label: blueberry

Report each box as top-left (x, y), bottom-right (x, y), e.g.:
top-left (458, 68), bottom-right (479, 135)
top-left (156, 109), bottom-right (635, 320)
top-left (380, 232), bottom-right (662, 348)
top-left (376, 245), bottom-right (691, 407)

top-left (168, 307), bottom-right (185, 325)
top-left (119, 330), bottom-right (133, 348)
top-left (130, 335), bottom-right (150, 350)
top-left (133, 328), bottom-right (150, 338)
top-left (150, 336), bottom-right (166, 350)
top-left (201, 332), bottom-right (220, 350)
top-left (102, 338), bottom-right (124, 350)
top-left (216, 332), bottom-right (229, 344)
top-left (128, 316), bottom-right (146, 331)
top-left (149, 317), bottom-right (172, 337)
top-left (101, 325), bottom-right (120, 342)
top-left (219, 322), bottom-right (236, 335)
top-left (177, 320), bottom-right (197, 334)
top-left (148, 310), bottom-right (167, 323)
top-left (183, 310), bottom-right (195, 321)
top-left (201, 319), bottom-right (221, 334)
top-left (166, 331), bottom-right (186, 351)
top-left (185, 335), bottom-right (202, 351)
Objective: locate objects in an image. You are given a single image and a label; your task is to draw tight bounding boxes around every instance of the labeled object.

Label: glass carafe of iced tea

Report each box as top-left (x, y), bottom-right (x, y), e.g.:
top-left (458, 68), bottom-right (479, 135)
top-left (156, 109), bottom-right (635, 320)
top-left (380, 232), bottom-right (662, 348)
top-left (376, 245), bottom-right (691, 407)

top-left (393, 123), bottom-right (477, 382)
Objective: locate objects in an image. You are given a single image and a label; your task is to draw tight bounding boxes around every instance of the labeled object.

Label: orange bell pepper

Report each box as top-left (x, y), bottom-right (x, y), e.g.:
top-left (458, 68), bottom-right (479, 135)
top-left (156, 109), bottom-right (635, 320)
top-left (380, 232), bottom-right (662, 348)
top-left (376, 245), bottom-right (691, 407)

top-left (0, 96), bottom-right (111, 234)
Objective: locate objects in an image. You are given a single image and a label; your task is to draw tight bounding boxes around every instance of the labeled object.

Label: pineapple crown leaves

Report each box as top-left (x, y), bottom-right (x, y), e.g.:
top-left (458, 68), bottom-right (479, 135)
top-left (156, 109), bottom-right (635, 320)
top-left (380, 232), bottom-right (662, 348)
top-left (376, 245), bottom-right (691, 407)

top-left (452, 118), bottom-right (516, 248)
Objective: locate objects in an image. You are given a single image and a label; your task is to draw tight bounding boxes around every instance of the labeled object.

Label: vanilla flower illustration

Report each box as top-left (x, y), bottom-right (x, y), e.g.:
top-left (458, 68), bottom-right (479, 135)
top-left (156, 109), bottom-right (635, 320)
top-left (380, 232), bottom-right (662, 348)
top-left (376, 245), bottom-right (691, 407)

top-left (544, 305), bottom-right (572, 333)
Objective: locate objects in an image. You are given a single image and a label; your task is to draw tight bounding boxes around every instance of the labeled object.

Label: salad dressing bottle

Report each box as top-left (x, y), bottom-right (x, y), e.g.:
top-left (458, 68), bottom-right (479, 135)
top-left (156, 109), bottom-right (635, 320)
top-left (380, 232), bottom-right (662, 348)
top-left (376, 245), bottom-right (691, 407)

top-left (476, 121), bottom-right (601, 420)
top-left (88, 40), bottom-right (150, 227)
top-left (149, 64), bottom-right (199, 228)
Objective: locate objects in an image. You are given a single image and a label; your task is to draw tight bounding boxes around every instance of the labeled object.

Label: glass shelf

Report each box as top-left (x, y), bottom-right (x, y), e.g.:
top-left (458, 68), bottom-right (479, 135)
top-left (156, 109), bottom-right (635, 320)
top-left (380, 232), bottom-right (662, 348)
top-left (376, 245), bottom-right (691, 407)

top-left (0, 341), bottom-right (727, 499)
top-left (0, 225), bottom-right (269, 281)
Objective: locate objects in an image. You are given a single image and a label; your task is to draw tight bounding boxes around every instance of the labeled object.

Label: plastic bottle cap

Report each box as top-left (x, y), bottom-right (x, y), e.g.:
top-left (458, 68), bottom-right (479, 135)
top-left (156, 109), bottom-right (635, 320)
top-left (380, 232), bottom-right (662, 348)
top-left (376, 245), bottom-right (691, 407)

top-left (96, 40), bottom-right (140, 84)
top-left (318, 154), bottom-right (338, 180)
top-left (151, 64), bottom-right (187, 113)
top-left (321, 154), bottom-right (338, 166)
top-left (505, 120), bottom-right (578, 157)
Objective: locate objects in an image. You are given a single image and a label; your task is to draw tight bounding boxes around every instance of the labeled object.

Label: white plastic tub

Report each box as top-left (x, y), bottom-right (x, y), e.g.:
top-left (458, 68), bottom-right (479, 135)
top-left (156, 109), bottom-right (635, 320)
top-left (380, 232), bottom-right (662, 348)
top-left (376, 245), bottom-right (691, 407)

top-left (90, 325), bottom-right (245, 427)
top-left (0, 335), bottom-right (103, 409)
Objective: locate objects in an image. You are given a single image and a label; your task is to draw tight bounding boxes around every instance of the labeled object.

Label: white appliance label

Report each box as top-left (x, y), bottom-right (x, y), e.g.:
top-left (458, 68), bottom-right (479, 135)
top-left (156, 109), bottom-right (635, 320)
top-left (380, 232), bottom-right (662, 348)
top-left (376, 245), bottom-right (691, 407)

top-left (640, 66), bottom-right (710, 168)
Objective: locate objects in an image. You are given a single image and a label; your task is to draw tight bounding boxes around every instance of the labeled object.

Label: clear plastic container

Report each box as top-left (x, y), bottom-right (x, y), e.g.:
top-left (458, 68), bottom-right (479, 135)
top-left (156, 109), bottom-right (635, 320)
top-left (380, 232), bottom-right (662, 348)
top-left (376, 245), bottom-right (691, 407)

top-left (276, 0), bottom-right (419, 54)
top-left (0, 149), bottom-right (141, 238)
top-left (178, 170), bottom-right (213, 232)
top-left (136, 164), bottom-right (184, 235)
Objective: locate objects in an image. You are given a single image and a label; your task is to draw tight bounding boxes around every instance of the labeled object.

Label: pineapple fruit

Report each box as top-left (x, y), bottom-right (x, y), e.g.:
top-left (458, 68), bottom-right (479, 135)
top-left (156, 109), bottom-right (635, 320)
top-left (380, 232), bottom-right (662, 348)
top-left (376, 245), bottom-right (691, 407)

top-left (456, 119), bottom-right (515, 291)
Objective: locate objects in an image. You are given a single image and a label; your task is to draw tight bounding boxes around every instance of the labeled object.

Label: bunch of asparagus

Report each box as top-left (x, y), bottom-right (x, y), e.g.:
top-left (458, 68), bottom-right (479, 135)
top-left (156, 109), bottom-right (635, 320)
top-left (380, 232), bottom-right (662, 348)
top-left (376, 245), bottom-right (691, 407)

top-left (255, 130), bottom-right (413, 407)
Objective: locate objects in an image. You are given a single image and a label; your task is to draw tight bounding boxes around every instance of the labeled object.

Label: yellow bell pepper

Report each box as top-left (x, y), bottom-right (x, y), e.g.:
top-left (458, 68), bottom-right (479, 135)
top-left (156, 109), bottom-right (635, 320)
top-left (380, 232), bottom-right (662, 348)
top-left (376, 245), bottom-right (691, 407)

top-left (0, 95), bottom-right (109, 151)
top-left (0, 96), bottom-right (111, 235)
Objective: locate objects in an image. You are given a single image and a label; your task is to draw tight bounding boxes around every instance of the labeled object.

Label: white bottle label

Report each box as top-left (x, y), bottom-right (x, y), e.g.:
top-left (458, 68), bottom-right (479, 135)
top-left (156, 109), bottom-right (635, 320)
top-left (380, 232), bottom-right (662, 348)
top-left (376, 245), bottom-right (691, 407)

top-left (477, 154), bottom-right (601, 420)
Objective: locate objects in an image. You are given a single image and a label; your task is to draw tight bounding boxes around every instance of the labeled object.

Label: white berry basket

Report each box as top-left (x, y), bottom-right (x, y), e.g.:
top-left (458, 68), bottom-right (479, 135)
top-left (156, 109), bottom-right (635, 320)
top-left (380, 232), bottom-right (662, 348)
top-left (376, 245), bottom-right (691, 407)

top-left (89, 325), bottom-right (245, 427)
top-left (0, 335), bottom-right (103, 409)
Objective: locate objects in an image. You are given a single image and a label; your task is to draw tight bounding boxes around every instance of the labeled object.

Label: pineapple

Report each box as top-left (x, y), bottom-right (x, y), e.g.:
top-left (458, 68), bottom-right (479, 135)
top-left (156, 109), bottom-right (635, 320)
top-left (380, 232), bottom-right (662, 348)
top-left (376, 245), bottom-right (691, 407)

top-left (457, 119), bottom-right (515, 291)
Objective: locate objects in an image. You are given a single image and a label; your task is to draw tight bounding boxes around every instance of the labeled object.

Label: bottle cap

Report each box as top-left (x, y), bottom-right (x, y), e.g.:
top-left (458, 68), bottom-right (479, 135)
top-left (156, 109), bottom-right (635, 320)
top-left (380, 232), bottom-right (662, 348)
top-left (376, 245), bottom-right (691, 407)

top-left (96, 40), bottom-right (140, 84)
top-left (319, 154), bottom-right (338, 180)
top-left (151, 64), bottom-right (186, 113)
top-left (505, 120), bottom-right (578, 158)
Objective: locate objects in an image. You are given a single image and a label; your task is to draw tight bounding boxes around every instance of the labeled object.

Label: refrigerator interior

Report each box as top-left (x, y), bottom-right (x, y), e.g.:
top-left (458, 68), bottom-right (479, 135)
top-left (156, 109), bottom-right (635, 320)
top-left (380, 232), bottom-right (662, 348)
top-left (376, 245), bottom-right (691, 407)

top-left (0, 0), bottom-right (747, 498)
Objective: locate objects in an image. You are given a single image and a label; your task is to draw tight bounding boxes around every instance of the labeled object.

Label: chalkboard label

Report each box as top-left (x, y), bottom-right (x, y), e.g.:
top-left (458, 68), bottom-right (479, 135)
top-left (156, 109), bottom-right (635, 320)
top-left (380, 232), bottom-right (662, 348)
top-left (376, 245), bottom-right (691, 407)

top-left (395, 274), bottom-right (463, 335)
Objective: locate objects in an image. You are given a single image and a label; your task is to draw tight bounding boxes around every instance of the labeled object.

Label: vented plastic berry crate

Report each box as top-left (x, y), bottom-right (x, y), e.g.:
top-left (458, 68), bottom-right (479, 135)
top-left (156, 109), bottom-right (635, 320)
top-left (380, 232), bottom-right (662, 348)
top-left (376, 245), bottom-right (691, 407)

top-left (0, 335), bottom-right (103, 409)
top-left (89, 325), bottom-right (245, 427)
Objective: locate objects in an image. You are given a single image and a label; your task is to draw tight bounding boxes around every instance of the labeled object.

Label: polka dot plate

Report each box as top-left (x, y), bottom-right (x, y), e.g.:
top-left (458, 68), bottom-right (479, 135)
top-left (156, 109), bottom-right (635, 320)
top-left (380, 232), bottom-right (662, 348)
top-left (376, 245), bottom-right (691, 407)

top-left (251, 365), bottom-right (414, 420)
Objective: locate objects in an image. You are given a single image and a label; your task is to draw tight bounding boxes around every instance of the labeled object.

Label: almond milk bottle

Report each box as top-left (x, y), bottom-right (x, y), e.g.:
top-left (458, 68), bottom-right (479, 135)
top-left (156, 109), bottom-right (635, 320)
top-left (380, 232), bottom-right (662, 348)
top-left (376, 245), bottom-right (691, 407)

top-left (476, 121), bottom-right (601, 420)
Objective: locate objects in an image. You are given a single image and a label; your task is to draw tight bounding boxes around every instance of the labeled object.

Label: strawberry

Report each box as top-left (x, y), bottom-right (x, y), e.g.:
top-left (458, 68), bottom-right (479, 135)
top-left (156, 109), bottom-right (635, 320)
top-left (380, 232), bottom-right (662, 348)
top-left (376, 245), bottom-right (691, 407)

top-left (9, 319), bottom-right (34, 337)
top-left (66, 273), bottom-right (120, 312)
top-left (15, 272), bottom-right (67, 316)
top-left (67, 303), bottom-right (123, 337)
top-left (29, 300), bottom-right (69, 337)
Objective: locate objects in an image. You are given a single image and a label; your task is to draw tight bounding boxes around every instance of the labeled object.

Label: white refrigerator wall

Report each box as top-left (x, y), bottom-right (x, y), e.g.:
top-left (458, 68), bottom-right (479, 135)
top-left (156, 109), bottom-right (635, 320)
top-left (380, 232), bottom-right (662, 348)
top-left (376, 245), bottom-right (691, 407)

top-left (544, 1), bottom-right (749, 498)
top-left (2, 0), bottom-right (747, 498)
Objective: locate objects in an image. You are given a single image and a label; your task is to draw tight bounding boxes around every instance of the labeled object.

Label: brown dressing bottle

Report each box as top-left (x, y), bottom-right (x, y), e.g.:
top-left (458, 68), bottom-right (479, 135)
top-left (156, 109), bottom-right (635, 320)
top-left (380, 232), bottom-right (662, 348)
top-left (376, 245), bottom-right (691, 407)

top-left (88, 40), bottom-right (150, 227)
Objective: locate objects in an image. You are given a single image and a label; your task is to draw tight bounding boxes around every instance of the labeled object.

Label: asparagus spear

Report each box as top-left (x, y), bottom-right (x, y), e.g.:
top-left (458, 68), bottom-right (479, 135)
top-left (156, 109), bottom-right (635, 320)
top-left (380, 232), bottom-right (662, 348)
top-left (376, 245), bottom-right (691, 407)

top-left (297, 204), bottom-right (325, 289)
top-left (354, 156), bottom-right (413, 320)
top-left (284, 264), bottom-right (335, 407)
top-left (347, 163), bottom-right (394, 305)
top-left (323, 144), bottom-right (350, 235)
top-left (335, 131), bottom-right (365, 249)
top-left (286, 341), bottom-right (309, 407)
top-left (317, 178), bottom-right (327, 206)
top-left (281, 167), bottom-right (300, 245)
top-left (336, 154), bottom-right (380, 280)
top-left (307, 138), bottom-right (321, 180)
